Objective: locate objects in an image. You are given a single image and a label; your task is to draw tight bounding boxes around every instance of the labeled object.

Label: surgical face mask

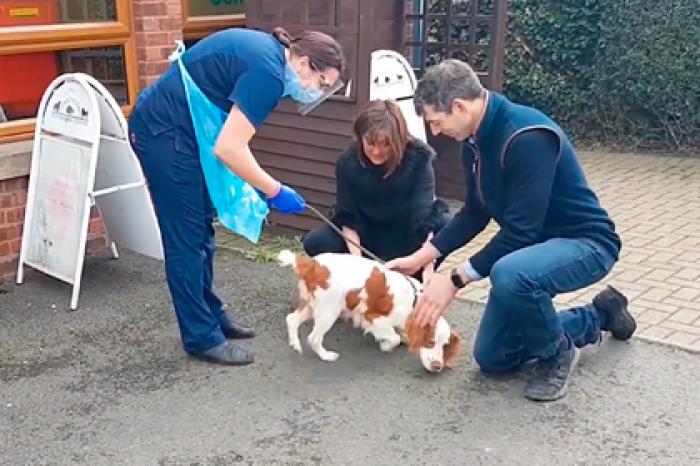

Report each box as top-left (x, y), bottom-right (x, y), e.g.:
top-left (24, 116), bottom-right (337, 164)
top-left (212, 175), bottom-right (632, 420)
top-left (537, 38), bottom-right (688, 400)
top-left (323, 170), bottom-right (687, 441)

top-left (284, 63), bottom-right (323, 104)
top-left (283, 62), bottom-right (345, 115)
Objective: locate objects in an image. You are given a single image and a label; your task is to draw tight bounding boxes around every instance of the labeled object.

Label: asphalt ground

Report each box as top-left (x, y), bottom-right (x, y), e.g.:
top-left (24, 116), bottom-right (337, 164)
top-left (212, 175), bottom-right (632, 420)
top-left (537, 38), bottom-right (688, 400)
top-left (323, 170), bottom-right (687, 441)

top-left (1, 249), bottom-right (699, 465)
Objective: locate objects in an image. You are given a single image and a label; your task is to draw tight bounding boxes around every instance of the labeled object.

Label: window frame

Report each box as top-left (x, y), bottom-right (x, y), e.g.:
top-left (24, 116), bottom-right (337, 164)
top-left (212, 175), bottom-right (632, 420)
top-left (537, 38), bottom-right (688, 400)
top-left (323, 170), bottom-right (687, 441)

top-left (181, 0), bottom-right (245, 41)
top-left (0, 0), bottom-right (137, 142)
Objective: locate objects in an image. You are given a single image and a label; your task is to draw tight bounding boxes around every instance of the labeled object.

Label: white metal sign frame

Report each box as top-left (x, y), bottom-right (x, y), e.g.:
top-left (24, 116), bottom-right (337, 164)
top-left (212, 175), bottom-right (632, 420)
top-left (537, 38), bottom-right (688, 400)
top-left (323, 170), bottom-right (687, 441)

top-left (369, 49), bottom-right (427, 143)
top-left (16, 73), bottom-right (163, 310)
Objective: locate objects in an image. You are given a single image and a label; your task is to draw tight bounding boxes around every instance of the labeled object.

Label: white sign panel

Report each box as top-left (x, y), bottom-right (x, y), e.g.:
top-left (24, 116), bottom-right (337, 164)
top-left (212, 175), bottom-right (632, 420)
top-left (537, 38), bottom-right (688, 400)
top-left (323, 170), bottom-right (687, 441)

top-left (17, 73), bottom-right (163, 310)
top-left (24, 138), bottom-right (92, 283)
top-left (88, 78), bottom-right (163, 261)
top-left (369, 50), bottom-right (427, 143)
top-left (42, 79), bottom-right (98, 144)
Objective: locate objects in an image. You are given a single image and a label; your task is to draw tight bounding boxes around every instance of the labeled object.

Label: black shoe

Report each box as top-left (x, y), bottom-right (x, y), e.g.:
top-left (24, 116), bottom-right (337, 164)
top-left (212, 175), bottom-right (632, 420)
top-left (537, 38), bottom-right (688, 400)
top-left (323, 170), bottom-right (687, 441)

top-left (220, 306), bottom-right (256, 340)
top-left (524, 340), bottom-right (580, 402)
top-left (593, 285), bottom-right (636, 341)
top-left (188, 341), bottom-right (254, 366)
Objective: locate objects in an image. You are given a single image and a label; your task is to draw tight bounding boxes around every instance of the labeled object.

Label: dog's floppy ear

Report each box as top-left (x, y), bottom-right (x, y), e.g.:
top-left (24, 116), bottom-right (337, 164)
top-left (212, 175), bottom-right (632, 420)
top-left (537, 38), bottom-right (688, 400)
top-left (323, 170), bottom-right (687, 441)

top-left (345, 289), bottom-right (362, 310)
top-left (443, 330), bottom-right (462, 367)
top-left (405, 313), bottom-right (435, 354)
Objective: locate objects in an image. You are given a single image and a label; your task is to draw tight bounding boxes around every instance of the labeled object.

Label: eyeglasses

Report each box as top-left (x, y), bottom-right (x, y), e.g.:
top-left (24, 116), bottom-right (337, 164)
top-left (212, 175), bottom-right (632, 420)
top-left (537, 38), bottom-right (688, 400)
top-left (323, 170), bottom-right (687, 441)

top-left (309, 60), bottom-right (333, 89)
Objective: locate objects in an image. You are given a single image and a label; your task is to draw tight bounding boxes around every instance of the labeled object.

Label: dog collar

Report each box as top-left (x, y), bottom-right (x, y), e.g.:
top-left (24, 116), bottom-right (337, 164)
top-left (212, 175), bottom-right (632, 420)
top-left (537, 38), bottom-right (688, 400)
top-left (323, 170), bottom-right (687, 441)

top-left (405, 276), bottom-right (419, 308)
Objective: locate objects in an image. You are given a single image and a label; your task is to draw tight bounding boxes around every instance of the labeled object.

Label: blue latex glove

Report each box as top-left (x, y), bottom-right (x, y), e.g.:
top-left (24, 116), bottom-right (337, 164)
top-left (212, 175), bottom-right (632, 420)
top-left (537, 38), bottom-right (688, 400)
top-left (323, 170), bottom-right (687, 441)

top-left (267, 184), bottom-right (306, 214)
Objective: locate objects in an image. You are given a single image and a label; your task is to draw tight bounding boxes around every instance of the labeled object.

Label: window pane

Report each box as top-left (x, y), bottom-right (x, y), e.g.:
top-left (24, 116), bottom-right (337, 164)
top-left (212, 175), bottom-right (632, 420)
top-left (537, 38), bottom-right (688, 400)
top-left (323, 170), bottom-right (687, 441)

top-left (0, 0), bottom-right (117, 26)
top-left (405, 0), bottom-right (424, 16)
top-left (426, 46), bottom-right (446, 68)
top-left (451, 19), bottom-right (470, 44)
top-left (427, 18), bottom-right (446, 43)
top-left (477, 0), bottom-right (493, 15)
top-left (449, 48), bottom-right (470, 63)
top-left (427, 0), bottom-right (447, 15)
top-left (187, 0), bottom-right (245, 17)
top-left (0, 46), bottom-right (127, 123)
top-left (472, 49), bottom-right (490, 72)
top-left (405, 18), bottom-right (424, 44)
top-left (404, 45), bottom-right (423, 73)
top-left (476, 23), bottom-right (491, 45)
top-left (452, 0), bottom-right (473, 16)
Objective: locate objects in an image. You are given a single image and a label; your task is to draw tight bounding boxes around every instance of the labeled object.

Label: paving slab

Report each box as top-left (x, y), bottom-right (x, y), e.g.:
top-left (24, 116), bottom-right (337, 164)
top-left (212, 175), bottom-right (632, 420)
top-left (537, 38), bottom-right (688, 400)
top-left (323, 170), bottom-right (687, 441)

top-left (440, 151), bottom-right (700, 353)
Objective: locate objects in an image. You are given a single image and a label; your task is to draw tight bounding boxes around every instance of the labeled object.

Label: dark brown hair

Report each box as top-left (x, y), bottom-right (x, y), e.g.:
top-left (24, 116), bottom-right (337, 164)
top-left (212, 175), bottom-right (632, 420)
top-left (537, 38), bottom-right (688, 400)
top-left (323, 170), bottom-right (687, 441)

top-left (353, 99), bottom-right (410, 178)
top-left (272, 27), bottom-right (347, 78)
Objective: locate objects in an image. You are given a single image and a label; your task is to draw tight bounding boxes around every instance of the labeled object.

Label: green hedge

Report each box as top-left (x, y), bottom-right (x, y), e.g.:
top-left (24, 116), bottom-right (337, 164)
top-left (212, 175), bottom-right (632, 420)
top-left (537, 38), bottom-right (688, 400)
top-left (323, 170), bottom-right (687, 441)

top-left (504, 0), bottom-right (699, 152)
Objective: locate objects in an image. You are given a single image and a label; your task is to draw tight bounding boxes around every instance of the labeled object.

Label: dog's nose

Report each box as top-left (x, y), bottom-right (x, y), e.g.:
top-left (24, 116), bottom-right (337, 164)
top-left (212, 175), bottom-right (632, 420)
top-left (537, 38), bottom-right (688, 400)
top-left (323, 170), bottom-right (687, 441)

top-left (429, 360), bottom-right (443, 372)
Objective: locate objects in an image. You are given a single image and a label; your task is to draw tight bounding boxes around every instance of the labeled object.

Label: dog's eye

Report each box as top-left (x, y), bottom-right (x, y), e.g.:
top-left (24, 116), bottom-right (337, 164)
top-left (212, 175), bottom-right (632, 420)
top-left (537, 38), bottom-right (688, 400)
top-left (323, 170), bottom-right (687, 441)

top-left (427, 339), bottom-right (435, 348)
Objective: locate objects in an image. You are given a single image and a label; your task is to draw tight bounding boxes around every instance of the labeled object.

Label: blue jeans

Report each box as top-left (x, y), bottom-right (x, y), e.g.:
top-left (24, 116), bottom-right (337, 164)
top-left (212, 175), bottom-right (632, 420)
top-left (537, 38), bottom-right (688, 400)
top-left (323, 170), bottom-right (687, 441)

top-left (473, 238), bottom-right (616, 373)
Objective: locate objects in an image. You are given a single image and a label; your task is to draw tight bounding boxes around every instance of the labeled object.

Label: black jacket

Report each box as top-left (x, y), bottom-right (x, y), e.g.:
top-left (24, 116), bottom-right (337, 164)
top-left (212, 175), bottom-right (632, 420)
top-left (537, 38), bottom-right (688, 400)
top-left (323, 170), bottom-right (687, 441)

top-left (331, 138), bottom-right (450, 260)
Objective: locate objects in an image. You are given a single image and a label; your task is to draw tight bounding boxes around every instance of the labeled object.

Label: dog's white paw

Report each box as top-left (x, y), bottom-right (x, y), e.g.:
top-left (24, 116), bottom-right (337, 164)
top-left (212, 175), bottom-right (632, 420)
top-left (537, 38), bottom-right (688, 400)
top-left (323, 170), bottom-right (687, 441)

top-left (380, 339), bottom-right (399, 352)
top-left (319, 350), bottom-right (339, 362)
top-left (289, 339), bottom-right (303, 354)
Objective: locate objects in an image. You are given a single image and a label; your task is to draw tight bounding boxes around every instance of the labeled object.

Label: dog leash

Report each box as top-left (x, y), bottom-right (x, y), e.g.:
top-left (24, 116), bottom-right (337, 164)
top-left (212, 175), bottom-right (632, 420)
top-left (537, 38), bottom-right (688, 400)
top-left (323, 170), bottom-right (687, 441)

top-left (304, 203), bottom-right (385, 263)
top-left (304, 202), bottom-right (420, 306)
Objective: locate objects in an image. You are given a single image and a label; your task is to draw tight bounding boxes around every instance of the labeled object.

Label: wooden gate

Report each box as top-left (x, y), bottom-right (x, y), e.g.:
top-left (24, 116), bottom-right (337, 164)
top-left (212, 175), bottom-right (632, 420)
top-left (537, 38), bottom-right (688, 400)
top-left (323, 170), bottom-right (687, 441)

top-left (404, 0), bottom-right (508, 201)
top-left (244, 0), bottom-right (507, 234)
top-left (245, 0), bottom-right (403, 234)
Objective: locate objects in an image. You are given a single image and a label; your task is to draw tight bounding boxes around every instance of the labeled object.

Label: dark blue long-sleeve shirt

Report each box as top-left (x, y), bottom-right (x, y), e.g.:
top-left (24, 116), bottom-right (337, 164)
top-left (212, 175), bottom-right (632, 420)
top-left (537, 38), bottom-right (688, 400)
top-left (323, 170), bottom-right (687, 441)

top-left (431, 92), bottom-right (621, 277)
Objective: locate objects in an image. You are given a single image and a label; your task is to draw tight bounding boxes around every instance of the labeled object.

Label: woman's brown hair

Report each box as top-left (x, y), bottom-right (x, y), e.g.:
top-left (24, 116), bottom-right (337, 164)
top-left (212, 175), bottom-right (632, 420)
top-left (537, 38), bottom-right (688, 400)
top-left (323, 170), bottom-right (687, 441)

top-left (272, 27), bottom-right (347, 78)
top-left (353, 99), bottom-right (410, 178)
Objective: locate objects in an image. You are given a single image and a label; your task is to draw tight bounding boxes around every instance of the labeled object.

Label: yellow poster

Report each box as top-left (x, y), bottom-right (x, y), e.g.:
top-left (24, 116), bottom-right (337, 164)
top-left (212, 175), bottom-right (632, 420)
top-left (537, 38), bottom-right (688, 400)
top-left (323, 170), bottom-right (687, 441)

top-left (10, 7), bottom-right (40, 17)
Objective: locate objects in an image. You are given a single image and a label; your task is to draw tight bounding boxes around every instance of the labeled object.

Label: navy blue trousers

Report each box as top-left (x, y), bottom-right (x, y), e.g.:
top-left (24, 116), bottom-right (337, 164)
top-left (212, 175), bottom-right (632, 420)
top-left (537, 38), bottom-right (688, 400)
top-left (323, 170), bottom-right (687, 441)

top-left (128, 110), bottom-right (227, 353)
top-left (473, 238), bottom-right (616, 373)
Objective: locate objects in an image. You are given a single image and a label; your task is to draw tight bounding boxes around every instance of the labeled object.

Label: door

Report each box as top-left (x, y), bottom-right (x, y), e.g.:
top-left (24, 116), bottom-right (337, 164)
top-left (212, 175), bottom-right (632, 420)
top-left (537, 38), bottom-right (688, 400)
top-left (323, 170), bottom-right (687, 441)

top-left (245, 0), bottom-right (401, 234)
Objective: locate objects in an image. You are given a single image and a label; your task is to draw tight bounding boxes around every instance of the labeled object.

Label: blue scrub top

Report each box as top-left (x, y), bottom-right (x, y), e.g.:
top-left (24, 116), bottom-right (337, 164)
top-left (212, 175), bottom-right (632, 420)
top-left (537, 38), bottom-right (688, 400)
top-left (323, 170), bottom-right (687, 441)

top-left (134, 28), bottom-right (286, 140)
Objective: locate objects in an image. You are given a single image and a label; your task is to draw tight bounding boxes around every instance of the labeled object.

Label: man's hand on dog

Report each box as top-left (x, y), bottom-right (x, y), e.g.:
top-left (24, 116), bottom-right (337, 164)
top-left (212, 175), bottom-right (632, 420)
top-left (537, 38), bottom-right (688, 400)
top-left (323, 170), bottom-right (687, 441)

top-left (411, 272), bottom-right (459, 328)
top-left (386, 232), bottom-right (440, 276)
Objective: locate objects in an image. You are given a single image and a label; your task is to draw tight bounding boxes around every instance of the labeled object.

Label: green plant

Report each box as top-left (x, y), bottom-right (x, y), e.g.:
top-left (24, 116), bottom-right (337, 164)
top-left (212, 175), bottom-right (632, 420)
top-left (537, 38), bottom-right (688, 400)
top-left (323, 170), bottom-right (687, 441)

top-left (504, 0), bottom-right (601, 128)
top-left (587, 0), bottom-right (700, 150)
top-left (214, 225), bottom-right (303, 263)
top-left (502, 0), bottom-right (699, 152)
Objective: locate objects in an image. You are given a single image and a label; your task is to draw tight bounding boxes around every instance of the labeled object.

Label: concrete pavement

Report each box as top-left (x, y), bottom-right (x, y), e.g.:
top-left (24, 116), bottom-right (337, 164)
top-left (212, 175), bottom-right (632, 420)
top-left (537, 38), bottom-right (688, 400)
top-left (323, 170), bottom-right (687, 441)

top-left (440, 151), bottom-right (700, 353)
top-left (1, 249), bottom-right (699, 465)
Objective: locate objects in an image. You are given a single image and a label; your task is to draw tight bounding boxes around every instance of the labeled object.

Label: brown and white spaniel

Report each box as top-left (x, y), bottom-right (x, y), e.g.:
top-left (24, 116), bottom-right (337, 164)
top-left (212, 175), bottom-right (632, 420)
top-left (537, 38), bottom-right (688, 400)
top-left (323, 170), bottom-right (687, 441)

top-left (277, 250), bottom-right (461, 373)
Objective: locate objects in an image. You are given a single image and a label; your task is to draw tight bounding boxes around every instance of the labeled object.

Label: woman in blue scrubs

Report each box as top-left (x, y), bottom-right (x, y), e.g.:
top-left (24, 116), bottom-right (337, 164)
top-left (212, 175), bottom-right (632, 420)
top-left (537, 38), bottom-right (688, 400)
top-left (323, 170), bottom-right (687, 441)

top-left (128, 27), bottom-right (346, 366)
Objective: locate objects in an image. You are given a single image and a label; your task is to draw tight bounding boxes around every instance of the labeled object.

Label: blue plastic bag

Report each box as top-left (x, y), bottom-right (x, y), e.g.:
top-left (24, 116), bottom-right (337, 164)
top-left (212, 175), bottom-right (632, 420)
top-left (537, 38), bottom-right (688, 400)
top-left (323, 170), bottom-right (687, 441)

top-left (170, 42), bottom-right (269, 243)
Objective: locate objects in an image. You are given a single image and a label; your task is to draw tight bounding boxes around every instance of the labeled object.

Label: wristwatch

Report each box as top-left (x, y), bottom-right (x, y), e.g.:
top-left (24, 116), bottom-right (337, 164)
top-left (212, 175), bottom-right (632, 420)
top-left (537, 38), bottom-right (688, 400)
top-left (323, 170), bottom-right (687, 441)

top-left (450, 267), bottom-right (468, 289)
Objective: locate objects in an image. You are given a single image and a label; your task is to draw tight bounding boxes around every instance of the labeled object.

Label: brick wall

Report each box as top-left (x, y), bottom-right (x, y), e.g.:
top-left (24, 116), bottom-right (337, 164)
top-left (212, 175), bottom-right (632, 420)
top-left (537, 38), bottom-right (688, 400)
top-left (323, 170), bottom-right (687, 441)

top-left (0, 176), bottom-right (109, 280)
top-left (133, 0), bottom-right (183, 88)
top-left (0, 177), bottom-right (26, 278)
top-left (0, 1), bottom-right (183, 281)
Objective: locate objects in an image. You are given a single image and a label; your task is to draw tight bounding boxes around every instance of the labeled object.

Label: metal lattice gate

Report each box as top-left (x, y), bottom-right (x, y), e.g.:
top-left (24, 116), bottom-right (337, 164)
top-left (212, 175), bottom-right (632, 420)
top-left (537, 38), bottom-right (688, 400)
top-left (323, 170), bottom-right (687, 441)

top-left (403, 0), bottom-right (507, 89)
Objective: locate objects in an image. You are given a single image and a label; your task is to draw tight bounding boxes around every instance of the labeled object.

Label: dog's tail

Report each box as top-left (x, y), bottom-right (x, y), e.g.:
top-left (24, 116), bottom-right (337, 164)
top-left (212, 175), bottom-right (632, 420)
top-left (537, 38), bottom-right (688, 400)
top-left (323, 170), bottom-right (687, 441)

top-left (277, 249), bottom-right (297, 268)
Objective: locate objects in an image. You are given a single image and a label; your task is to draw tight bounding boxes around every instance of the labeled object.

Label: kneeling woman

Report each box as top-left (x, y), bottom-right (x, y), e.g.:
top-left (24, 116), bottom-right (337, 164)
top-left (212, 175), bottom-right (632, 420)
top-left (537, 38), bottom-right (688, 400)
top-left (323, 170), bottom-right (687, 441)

top-left (303, 100), bottom-right (450, 272)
